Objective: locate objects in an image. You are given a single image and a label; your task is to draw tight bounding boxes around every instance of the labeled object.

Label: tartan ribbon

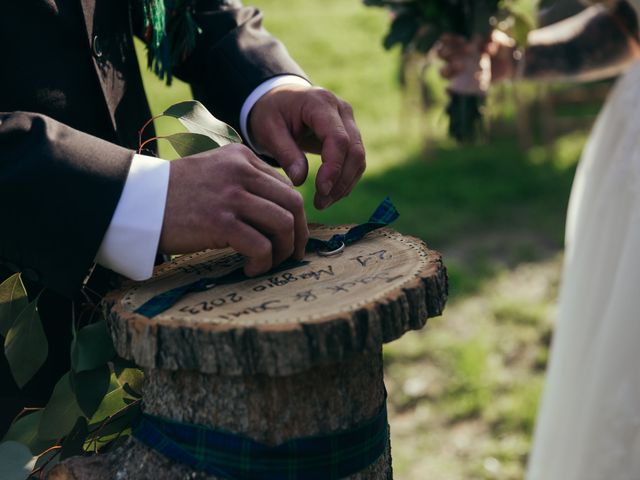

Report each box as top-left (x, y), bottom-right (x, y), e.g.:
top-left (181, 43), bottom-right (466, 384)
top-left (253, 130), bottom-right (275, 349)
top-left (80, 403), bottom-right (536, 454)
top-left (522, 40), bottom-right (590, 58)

top-left (134, 197), bottom-right (399, 318)
top-left (306, 196), bottom-right (399, 253)
top-left (132, 402), bottom-right (389, 479)
top-left (134, 258), bottom-right (309, 318)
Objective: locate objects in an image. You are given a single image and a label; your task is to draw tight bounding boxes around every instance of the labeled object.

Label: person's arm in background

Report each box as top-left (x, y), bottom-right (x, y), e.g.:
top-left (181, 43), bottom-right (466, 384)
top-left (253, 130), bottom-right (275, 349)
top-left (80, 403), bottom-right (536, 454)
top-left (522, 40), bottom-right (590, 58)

top-left (438, 0), bottom-right (640, 87)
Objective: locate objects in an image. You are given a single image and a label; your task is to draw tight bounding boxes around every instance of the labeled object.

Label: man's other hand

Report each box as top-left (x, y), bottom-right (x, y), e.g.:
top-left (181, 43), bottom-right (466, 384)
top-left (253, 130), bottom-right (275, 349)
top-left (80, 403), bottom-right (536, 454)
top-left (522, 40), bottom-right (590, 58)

top-left (158, 144), bottom-right (308, 277)
top-left (248, 85), bottom-right (366, 210)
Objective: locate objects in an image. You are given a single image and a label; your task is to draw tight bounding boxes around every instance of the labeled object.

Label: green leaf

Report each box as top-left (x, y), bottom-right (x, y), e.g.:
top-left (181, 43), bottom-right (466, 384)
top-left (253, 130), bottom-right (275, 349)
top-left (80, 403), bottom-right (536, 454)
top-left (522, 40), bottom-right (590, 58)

top-left (4, 300), bottom-right (48, 388)
top-left (70, 320), bottom-right (116, 373)
top-left (0, 274), bottom-right (28, 337)
top-left (112, 356), bottom-right (138, 374)
top-left (2, 411), bottom-right (52, 455)
top-left (88, 373), bottom-right (134, 426)
top-left (84, 428), bottom-right (132, 454)
top-left (162, 132), bottom-right (221, 157)
top-left (94, 402), bottom-right (140, 437)
top-left (113, 357), bottom-right (144, 395)
top-left (163, 100), bottom-right (242, 147)
top-left (33, 447), bottom-right (59, 476)
top-left (85, 402), bottom-right (140, 447)
top-left (71, 364), bottom-right (111, 418)
top-left (383, 13), bottom-right (420, 50)
top-left (59, 417), bottom-right (89, 460)
top-left (414, 25), bottom-right (442, 54)
top-left (38, 373), bottom-right (84, 440)
top-left (0, 441), bottom-right (37, 480)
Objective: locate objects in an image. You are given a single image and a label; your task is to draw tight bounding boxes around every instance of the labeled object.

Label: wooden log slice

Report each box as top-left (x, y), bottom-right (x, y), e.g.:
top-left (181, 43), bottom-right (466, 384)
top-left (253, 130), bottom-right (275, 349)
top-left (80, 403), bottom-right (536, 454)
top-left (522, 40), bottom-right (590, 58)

top-left (106, 226), bottom-right (447, 376)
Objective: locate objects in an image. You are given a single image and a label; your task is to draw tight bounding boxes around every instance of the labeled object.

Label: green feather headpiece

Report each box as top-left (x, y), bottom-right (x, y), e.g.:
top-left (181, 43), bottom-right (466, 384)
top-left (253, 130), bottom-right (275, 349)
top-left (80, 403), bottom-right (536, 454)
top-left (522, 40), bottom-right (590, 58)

top-left (142, 0), bottom-right (201, 85)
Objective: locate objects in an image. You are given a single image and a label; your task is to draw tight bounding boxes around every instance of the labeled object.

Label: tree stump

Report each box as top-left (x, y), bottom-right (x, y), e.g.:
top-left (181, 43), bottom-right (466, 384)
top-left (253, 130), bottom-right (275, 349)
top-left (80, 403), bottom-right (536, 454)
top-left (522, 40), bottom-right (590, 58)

top-left (98, 226), bottom-right (446, 479)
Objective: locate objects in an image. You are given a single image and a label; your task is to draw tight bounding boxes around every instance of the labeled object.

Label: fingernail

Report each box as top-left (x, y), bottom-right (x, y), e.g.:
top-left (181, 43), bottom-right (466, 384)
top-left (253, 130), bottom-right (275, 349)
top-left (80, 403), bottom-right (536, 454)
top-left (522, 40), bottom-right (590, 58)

top-left (288, 165), bottom-right (302, 184)
top-left (320, 181), bottom-right (333, 196)
top-left (318, 196), bottom-right (332, 210)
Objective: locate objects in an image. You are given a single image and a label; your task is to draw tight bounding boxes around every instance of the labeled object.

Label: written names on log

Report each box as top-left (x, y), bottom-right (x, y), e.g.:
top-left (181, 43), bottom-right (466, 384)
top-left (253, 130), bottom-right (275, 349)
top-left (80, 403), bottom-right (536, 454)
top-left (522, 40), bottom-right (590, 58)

top-left (119, 229), bottom-right (429, 326)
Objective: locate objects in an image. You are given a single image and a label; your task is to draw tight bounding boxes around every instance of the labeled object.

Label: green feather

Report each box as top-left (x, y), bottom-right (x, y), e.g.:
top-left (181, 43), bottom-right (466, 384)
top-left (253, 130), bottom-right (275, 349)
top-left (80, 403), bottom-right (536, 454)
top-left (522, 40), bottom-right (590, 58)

top-left (142, 0), bottom-right (201, 85)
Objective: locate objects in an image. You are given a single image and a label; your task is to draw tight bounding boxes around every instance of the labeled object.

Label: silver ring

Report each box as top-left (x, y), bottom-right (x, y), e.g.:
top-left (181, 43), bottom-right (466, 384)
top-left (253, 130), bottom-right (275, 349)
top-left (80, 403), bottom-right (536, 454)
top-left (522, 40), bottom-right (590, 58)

top-left (316, 241), bottom-right (345, 257)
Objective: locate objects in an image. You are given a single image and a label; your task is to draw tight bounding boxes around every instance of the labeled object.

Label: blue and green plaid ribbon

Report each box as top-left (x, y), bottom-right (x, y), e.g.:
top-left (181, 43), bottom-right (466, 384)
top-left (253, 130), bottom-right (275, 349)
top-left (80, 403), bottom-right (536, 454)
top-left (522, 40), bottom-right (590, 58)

top-left (134, 197), bottom-right (399, 318)
top-left (134, 258), bottom-right (309, 317)
top-left (133, 401), bottom-right (389, 479)
top-left (306, 196), bottom-right (399, 253)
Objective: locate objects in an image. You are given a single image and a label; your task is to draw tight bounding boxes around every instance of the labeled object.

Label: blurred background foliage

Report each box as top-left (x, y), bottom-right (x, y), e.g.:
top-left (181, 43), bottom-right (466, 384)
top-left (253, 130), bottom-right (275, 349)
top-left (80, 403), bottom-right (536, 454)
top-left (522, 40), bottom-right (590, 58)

top-left (137, 0), bottom-right (610, 477)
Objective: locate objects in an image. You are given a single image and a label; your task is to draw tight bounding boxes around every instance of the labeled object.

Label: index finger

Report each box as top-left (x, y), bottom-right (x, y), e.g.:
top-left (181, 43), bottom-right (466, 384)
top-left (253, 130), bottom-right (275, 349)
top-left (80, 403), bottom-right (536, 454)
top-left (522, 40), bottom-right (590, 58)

top-left (302, 92), bottom-right (350, 197)
top-left (246, 172), bottom-right (309, 261)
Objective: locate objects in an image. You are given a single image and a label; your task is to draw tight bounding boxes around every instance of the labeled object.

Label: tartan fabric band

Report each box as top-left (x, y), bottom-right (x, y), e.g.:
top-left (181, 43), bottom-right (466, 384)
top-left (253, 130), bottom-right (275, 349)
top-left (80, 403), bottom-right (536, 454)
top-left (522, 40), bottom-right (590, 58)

top-left (134, 197), bottom-right (399, 318)
top-left (133, 402), bottom-right (389, 479)
top-left (134, 258), bottom-right (309, 317)
top-left (306, 196), bottom-right (399, 253)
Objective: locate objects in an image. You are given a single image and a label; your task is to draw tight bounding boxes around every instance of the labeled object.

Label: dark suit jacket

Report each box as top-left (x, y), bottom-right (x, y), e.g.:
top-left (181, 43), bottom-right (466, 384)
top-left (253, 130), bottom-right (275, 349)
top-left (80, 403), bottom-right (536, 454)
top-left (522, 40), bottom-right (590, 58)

top-left (0, 0), bottom-right (305, 434)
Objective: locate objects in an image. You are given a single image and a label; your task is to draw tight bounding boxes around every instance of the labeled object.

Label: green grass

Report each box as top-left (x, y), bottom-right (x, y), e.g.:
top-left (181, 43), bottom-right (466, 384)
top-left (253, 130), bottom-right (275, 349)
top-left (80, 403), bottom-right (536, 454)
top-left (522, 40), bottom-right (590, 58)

top-left (135, 1), bottom-right (605, 477)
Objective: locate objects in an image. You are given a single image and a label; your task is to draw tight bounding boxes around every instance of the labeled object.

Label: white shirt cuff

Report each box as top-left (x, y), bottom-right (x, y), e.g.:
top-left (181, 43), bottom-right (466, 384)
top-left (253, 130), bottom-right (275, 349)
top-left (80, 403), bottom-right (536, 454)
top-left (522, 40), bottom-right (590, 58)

top-left (95, 154), bottom-right (170, 281)
top-left (240, 75), bottom-right (312, 154)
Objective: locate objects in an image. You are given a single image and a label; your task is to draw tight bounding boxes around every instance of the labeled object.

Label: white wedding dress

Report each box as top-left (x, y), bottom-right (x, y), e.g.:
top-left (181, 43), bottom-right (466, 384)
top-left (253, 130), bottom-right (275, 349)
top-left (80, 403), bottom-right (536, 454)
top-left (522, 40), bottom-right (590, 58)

top-left (527, 4), bottom-right (640, 478)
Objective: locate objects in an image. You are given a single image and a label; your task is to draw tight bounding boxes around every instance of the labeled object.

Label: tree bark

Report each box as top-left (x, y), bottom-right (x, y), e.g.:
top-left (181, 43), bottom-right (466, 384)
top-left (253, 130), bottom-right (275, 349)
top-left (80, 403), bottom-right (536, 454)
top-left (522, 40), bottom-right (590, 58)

top-left (66, 226), bottom-right (449, 479)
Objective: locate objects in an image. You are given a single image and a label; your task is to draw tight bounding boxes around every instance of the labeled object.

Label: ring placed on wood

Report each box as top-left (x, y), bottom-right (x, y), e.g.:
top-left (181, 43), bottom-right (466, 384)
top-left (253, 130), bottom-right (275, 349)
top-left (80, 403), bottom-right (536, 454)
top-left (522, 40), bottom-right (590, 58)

top-left (316, 240), bottom-right (346, 257)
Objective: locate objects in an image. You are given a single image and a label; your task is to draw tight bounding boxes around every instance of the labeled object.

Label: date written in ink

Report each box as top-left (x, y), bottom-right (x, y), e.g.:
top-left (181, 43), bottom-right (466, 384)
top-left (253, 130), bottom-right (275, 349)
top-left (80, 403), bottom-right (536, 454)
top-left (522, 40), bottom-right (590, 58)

top-left (350, 250), bottom-right (388, 268)
top-left (179, 292), bottom-right (243, 315)
top-left (216, 300), bottom-right (290, 320)
top-left (252, 266), bottom-right (335, 292)
top-left (327, 272), bottom-right (404, 294)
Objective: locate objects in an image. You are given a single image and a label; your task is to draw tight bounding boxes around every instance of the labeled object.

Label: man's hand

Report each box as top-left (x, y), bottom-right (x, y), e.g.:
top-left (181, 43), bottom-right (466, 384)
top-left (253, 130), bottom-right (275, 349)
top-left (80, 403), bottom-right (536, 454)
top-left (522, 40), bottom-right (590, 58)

top-left (158, 144), bottom-right (308, 277)
top-left (248, 85), bottom-right (366, 210)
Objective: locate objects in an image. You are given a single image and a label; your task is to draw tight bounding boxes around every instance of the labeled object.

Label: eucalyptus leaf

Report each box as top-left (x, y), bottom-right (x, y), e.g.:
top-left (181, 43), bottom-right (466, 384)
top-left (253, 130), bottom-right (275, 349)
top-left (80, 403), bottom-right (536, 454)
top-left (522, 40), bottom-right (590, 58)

top-left (113, 358), bottom-right (144, 395)
top-left (383, 13), bottom-right (420, 50)
top-left (2, 411), bottom-right (52, 455)
top-left (0, 274), bottom-right (28, 337)
top-left (414, 25), bottom-right (442, 54)
top-left (0, 441), bottom-right (37, 480)
top-left (122, 382), bottom-right (142, 399)
top-left (84, 427), bottom-right (132, 453)
top-left (38, 373), bottom-right (84, 440)
top-left (162, 132), bottom-right (221, 157)
top-left (88, 373), bottom-right (134, 426)
top-left (82, 371), bottom-right (140, 452)
top-left (70, 320), bottom-right (116, 373)
top-left (163, 100), bottom-right (242, 147)
top-left (86, 401), bottom-right (140, 443)
top-left (33, 447), bottom-right (59, 477)
top-left (112, 356), bottom-right (138, 375)
top-left (72, 364), bottom-right (111, 418)
top-left (59, 417), bottom-right (89, 460)
top-left (4, 300), bottom-right (48, 388)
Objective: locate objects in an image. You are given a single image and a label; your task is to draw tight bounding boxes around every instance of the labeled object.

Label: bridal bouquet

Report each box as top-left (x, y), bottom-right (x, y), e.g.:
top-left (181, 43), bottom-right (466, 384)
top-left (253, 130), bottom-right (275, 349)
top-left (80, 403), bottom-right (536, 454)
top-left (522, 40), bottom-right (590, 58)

top-left (364, 0), bottom-right (534, 142)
